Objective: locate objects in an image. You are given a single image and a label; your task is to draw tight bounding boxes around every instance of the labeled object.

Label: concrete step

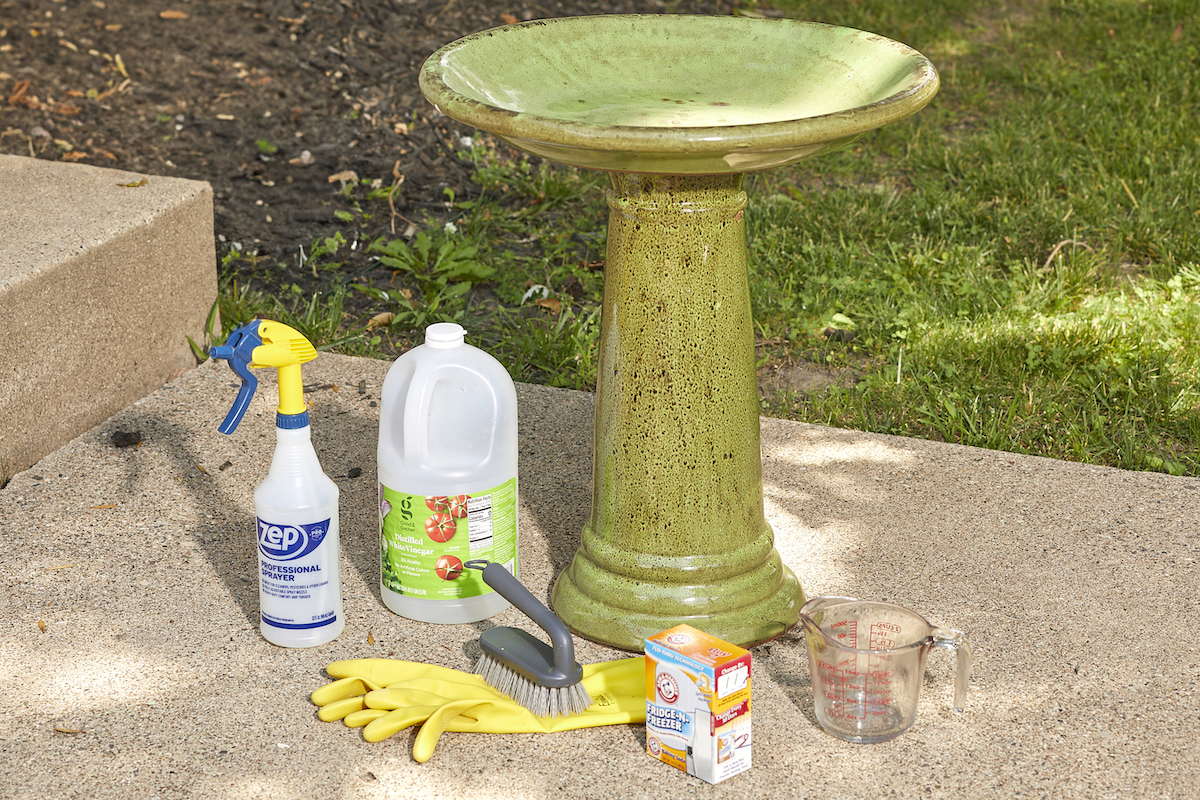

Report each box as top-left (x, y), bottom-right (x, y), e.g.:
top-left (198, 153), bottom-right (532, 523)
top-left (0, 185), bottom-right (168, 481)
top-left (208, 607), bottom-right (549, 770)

top-left (0, 154), bottom-right (217, 484)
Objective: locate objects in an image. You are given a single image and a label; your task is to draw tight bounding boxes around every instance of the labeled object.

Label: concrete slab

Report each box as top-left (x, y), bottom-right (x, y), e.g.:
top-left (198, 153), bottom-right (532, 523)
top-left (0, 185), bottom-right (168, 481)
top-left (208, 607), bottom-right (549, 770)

top-left (0, 154), bottom-right (216, 484)
top-left (1, 352), bottom-right (1196, 798)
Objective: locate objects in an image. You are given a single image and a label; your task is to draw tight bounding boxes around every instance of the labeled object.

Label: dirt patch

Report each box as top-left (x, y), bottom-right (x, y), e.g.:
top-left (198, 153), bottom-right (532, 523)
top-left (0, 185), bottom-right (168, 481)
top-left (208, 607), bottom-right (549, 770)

top-left (758, 361), bottom-right (857, 398)
top-left (0, 0), bottom-right (725, 304)
top-left (757, 360), bottom-right (857, 403)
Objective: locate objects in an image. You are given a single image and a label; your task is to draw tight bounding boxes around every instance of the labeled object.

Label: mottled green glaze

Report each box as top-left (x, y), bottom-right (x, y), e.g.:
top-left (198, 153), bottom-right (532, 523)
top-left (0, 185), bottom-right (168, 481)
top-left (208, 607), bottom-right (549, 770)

top-left (418, 14), bottom-right (939, 650)
top-left (548, 174), bottom-right (803, 650)
top-left (420, 15), bottom-right (939, 174)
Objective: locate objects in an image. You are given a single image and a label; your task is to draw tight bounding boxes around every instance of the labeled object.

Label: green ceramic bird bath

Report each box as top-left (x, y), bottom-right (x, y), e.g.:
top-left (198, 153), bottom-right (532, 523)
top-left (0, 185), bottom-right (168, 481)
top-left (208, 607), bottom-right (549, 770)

top-left (420, 14), bottom-right (938, 651)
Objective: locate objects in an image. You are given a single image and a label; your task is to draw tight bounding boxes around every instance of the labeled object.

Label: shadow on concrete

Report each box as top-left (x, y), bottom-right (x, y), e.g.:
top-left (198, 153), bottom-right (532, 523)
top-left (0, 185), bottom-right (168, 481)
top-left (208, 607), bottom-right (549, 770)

top-left (102, 410), bottom-right (259, 628)
top-left (511, 383), bottom-right (596, 586)
top-left (98, 379), bottom-right (385, 631)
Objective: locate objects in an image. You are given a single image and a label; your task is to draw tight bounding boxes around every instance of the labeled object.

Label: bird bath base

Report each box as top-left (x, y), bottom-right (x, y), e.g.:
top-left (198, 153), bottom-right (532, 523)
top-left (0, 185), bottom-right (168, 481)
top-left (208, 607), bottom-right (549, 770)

top-left (549, 172), bottom-right (803, 650)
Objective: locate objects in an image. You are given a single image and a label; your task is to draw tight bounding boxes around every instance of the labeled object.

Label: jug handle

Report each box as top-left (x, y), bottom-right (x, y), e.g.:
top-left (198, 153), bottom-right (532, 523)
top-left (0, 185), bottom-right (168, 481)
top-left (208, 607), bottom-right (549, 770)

top-left (402, 360), bottom-right (441, 468)
top-left (929, 627), bottom-right (971, 712)
top-left (402, 361), bottom-right (497, 467)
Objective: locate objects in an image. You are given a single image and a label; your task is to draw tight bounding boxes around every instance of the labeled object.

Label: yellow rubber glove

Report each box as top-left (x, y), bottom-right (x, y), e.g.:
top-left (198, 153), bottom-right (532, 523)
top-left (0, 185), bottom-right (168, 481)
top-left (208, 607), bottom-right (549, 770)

top-left (311, 657), bottom-right (646, 762)
top-left (312, 659), bottom-right (507, 724)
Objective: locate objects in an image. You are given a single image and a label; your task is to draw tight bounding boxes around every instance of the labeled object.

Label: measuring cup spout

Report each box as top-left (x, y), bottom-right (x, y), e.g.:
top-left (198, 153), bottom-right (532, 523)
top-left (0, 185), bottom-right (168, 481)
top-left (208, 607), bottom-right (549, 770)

top-left (797, 596), bottom-right (857, 636)
top-left (797, 595), bottom-right (859, 654)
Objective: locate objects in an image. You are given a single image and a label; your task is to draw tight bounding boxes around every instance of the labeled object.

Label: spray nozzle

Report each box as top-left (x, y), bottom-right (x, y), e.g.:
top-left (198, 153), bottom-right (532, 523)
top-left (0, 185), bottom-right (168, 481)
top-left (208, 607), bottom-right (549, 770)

top-left (210, 319), bottom-right (318, 434)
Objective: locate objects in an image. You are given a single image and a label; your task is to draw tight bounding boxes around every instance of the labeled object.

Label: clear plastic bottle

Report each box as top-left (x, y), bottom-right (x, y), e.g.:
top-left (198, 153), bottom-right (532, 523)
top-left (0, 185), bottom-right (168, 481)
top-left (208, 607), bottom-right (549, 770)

top-left (254, 423), bottom-right (344, 647)
top-left (378, 322), bottom-right (518, 623)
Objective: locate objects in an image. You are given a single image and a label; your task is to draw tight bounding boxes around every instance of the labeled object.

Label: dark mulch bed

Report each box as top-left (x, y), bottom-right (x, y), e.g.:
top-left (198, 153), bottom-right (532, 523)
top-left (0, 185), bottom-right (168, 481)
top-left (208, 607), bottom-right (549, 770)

top-left (2, 0), bottom-right (731, 308)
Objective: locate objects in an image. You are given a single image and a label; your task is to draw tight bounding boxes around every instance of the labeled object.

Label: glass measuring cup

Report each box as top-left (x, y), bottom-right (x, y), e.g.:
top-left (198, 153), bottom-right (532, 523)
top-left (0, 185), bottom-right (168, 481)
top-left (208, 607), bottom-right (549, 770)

top-left (799, 596), bottom-right (971, 743)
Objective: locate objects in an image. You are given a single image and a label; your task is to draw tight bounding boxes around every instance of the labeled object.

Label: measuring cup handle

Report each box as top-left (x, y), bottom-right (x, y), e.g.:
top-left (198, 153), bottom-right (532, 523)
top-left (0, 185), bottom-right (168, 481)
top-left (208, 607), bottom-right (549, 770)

top-left (929, 627), bottom-right (971, 712)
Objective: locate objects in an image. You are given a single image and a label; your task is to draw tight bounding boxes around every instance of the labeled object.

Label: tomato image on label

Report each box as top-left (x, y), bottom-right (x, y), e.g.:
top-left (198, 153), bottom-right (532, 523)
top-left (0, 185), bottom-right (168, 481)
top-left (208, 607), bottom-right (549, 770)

top-left (436, 554), bottom-right (464, 580)
top-left (427, 494), bottom-right (470, 518)
top-left (445, 494), bottom-right (470, 518)
top-left (425, 512), bottom-right (456, 542)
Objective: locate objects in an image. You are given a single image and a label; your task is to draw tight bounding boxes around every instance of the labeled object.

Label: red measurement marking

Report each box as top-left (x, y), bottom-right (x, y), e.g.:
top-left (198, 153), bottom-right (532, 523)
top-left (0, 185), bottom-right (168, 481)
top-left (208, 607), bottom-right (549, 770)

top-left (869, 621), bottom-right (901, 649)
top-left (829, 620), bottom-right (858, 648)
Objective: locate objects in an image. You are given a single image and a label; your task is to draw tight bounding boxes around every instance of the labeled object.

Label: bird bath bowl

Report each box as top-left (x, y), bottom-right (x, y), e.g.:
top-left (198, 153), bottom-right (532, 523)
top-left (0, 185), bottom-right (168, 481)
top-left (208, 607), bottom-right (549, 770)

top-left (421, 15), bottom-right (938, 651)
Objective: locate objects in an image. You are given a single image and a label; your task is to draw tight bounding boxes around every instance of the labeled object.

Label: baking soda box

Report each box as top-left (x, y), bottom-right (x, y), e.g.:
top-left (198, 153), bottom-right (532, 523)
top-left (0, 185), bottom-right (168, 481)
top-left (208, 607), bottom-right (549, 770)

top-left (645, 624), bottom-right (751, 784)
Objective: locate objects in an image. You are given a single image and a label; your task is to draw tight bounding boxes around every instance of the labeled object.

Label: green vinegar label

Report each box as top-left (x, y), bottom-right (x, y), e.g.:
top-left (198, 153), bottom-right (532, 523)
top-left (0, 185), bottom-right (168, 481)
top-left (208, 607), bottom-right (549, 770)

top-left (379, 479), bottom-right (517, 600)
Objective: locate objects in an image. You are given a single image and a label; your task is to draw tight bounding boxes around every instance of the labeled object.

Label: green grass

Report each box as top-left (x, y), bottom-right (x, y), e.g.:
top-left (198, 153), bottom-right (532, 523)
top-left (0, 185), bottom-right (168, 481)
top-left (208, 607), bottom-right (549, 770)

top-left (215, 0), bottom-right (1200, 476)
top-left (739, 0), bottom-right (1199, 474)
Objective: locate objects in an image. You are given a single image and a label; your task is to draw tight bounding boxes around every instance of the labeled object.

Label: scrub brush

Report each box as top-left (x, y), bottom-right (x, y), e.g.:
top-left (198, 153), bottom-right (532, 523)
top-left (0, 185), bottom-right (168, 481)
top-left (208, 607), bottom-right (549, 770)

top-left (464, 560), bottom-right (593, 718)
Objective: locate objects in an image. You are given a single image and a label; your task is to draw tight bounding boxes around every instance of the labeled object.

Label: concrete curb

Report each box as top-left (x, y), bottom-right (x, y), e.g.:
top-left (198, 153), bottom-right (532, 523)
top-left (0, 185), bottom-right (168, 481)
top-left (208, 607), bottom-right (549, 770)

top-left (0, 155), bottom-right (216, 484)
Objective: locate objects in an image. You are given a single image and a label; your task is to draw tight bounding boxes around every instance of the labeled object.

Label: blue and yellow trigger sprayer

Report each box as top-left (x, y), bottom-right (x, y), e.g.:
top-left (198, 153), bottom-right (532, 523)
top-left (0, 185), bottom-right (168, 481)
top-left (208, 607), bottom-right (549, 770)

top-left (210, 319), bottom-right (345, 647)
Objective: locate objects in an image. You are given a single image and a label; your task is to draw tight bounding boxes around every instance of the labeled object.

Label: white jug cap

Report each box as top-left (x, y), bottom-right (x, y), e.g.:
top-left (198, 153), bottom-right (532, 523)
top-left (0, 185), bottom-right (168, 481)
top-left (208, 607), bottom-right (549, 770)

top-left (425, 322), bottom-right (466, 349)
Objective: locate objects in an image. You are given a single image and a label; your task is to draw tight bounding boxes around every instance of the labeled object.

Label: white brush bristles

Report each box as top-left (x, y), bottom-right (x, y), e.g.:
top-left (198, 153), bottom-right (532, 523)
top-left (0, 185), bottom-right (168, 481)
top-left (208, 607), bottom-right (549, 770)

top-left (474, 654), bottom-right (593, 718)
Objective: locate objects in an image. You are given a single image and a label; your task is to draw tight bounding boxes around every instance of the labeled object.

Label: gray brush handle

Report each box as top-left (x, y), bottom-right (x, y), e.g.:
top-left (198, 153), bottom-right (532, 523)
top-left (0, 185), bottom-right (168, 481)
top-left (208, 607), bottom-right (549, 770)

top-left (466, 560), bottom-right (579, 683)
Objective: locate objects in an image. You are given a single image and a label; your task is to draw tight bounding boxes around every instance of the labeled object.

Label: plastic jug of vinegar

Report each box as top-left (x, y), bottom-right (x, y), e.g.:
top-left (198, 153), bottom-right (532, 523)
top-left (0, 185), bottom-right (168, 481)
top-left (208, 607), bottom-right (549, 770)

top-left (377, 323), bottom-right (518, 622)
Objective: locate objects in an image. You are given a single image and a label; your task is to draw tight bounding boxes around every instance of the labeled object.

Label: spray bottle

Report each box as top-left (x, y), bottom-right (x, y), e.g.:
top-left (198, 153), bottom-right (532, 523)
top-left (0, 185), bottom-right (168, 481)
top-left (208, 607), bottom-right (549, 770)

top-left (210, 319), bottom-right (344, 647)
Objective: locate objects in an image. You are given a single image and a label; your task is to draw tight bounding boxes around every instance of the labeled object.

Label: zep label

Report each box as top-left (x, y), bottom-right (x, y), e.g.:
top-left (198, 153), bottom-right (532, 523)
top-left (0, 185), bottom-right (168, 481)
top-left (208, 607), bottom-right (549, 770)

top-left (256, 517), bottom-right (339, 631)
top-left (258, 519), bottom-right (328, 561)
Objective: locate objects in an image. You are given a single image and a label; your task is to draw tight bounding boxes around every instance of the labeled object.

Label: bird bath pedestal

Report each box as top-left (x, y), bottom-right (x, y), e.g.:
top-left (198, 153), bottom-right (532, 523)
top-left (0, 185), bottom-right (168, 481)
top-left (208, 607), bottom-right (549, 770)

top-left (421, 15), bottom-right (938, 650)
